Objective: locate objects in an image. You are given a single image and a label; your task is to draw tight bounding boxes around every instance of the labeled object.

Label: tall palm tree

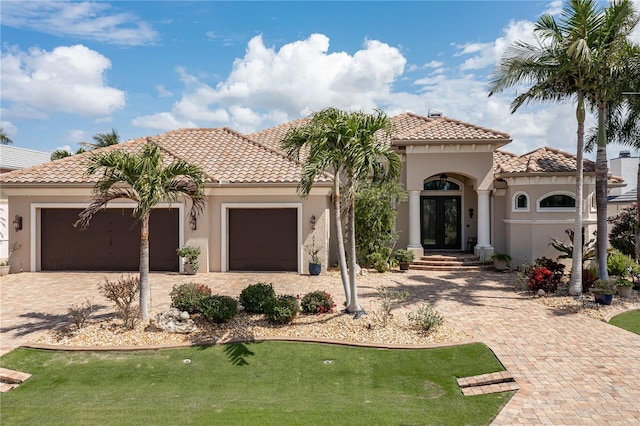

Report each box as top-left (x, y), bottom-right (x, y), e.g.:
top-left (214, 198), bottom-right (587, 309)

top-left (281, 108), bottom-right (401, 313)
top-left (75, 141), bottom-right (206, 319)
top-left (585, 0), bottom-right (639, 280)
top-left (0, 128), bottom-right (13, 145)
top-left (488, 0), bottom-right (606, 295)
top-left (80, 128), bottom-right (120, 150)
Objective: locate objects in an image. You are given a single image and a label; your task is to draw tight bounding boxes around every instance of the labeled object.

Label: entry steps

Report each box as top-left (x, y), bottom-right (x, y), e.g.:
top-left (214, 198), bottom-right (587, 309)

top-left (410, 252), bottom-right (491, 272)
top-left (457, 371), bottom-right (519, 396)
top-left (0, 367), bottom-right (31, 393)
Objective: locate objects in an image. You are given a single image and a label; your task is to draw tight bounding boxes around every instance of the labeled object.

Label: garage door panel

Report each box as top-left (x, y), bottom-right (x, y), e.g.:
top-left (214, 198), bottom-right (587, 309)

top-left (41, 208), bottom-right (178, 271)
top-left (229, 208), bottom-right (297, 272)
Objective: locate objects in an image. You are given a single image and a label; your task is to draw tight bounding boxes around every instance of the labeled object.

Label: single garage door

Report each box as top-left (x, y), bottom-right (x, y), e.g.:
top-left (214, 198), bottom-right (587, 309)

top-left (228, 208), bottom-right (297, 271)
top-left (41, 208), bottom-right (179, 271)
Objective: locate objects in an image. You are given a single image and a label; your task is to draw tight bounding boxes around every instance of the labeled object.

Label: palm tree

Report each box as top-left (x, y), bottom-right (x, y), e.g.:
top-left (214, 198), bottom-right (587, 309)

top-left (75, 141), bottom-right (206, 319)
top-left (281, 108), bottom-right (401, 313)
top-left (80, 128), bottom-right (120, 150)
top-left (50, 149), bottom-right (72, 161)
top-left (488, 0), bottom-right (608, 295)
top-left (585, 0), bottom-right (639, 280)
top-left (0, 128), bottom-right (13, 145)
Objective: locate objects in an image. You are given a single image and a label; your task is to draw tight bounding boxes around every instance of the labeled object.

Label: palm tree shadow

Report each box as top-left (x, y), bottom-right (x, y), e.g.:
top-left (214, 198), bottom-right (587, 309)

top-left (223, 342), bottom-right (256, 366)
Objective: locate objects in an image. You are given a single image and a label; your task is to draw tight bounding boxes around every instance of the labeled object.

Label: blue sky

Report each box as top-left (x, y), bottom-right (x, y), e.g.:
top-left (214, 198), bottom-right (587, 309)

top-left (1, 1), bottom-right (638, 160)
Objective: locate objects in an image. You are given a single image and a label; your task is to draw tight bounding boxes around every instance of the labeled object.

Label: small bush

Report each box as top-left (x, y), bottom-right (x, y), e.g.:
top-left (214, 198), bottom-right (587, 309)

top-left (367, 252), bottom-right (391, 273)
top-left (265, 295), bottom-right (299, 324)
top-left (98, 275), bottom-right (141, 328)
top-left (376, 286), bottom-right (409, 327)
top-left (301, 290), bottom-right (336, 314)
top-left (534, 257), bottom-right (565, 283)
top-left (170, 283), bottom-right (212, 314)
top-left (607, 250), bottom-right (635, 276)
top-left (67, 299), bottom-right (95, 329)
top-left (239, 282), bottom-right (275, 313)
top-left (200, 295), bottom-right (238, 323)
top-left (528, 266), bottom-right (557, 293)
top-left (408, 304), bottom-right (444, 332)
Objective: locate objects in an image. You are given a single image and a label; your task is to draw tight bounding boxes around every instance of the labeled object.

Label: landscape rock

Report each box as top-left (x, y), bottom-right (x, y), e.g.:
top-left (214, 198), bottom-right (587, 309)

top-left (155, 309), bottom-right (197, 333)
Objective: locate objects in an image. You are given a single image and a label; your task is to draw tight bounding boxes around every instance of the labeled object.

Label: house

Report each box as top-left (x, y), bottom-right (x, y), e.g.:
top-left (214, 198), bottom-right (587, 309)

top-left (0, 112), bottom-right (624, 273)
top-left (0, 145), bottom-right (51, 259)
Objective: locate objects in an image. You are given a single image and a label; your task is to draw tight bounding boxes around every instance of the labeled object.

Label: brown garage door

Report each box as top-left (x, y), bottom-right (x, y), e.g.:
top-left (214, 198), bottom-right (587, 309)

top-left (41, 208), bottom-right (179, 271)
top-left (228, 208), bottom-right (297, 271)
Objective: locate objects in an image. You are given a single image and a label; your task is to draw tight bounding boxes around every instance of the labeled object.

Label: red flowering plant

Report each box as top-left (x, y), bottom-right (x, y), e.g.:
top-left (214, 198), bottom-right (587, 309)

top-left (301, 290), bottom-right (336, 315)
top-left (528, 266), bottom-right (557, 293)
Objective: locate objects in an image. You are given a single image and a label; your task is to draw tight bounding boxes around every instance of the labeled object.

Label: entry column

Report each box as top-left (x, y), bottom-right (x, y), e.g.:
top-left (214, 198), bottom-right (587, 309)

top-left (407, 190), bottom-right (423, 257)
top-left (474, 189), bottom-right (494, 260)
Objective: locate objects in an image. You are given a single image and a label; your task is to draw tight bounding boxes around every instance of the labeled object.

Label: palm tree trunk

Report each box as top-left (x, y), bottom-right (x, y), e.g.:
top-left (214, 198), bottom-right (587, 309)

top-left (346, 196), bottom-right (362, 313)
top-left (333, 178), bottom-right (351, 308)
top-left (139, 214), bottom-right (151, 320)
top-left (595, 104), bottom-right (609, 281)
top-left (569, 93), bottom-right (585, 296)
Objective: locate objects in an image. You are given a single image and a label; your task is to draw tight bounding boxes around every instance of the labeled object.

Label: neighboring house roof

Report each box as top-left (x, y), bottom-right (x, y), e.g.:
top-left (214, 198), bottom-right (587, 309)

top-left (608, 189), bottom-right (637, 203)
top-left (0, 145), bottom-right (51, 172)
top-left (391, 113), bottom-right (511, 143)
top-left (0, 127), bottom-right (331, 186)
top-left (248, 118), bottom-right (310, 154)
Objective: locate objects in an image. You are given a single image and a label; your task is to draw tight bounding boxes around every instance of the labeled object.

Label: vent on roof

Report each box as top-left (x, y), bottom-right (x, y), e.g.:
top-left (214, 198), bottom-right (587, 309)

top-left (619, 150), bottom-right (631, 158)
top-left (427, 109), bottom-right (442, 118)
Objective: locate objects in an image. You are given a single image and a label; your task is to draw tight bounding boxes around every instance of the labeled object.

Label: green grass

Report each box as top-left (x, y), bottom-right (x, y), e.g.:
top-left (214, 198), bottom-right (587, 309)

top-left (0, 342), bottom-right (511, 425)
top-left (609, 309), bottom-right (640, 335)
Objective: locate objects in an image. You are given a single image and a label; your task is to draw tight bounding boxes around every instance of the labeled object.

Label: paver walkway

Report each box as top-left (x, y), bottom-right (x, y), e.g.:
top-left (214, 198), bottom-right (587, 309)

top-left (1, 270), bottom-right (639, 425)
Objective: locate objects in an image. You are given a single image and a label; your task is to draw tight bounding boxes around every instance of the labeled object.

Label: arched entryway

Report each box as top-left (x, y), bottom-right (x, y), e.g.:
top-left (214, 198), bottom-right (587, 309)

top-left (420, 174), bottom-right (462, 249)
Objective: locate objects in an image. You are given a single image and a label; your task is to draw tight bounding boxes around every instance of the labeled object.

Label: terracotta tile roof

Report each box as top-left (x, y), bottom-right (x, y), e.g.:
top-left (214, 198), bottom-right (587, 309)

top-left (248, 118), bottom-right (310, 155)
top-left (494, 147), bottom-right (596, 174)
top-left (391, 113), bottom-right (511, 142)
top-left (0, 128), bottom-right (331, 185)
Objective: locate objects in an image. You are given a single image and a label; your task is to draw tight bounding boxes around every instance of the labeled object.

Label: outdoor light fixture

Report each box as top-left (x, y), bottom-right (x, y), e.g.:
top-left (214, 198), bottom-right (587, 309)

top-left (310, 215), bottom-right (317, 230)
top-left (469, 208), bottom-right (474, 219)
top-left (13, 215), bottom-right (23, 232)
top-left (189, 212), bottom-right (197, 230)
top-left (439, 173), bottom-right (448, 188)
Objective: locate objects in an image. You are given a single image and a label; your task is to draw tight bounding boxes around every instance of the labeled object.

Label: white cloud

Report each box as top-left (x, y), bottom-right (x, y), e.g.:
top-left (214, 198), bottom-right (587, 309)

top-left (131, 112), bottom-right (198, 131)
top-left (0, 1), bottom-right (157, 46)
top-left (55, 144), bottom-right (72, 153)
top-left (0, 44), bottom-right (126, 119)
top-left (132, 34), bottom-right (406, 132)
top-left (542, 1), bottom-right (563, 16)
top-left (0, 121), bottom-right (18, 140)
top-left (66, 129), bottom-right (88, 143)
top-left (155, 85), bottom-right (173, 98)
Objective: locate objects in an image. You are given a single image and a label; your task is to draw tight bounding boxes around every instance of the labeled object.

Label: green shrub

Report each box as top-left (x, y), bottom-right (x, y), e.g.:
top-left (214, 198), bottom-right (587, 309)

top-left (607, 250), bottom-right (635, 276)
top-left (97, 275), bottom-right (140, 328)
top-left (367, 251), bottom-right (391, 273)
top-left (265, 295), bottom-right (299, 324)
top-left (200, 295), bottom-right (238, 323)
top-left (301, 290), bottom-right (336, 314)
top-left (169, 283), bottom-right (212, 314)
top-left (408, 304), bottom-right (444, 332)
top-left (239, 282), bottom-right (276, 313)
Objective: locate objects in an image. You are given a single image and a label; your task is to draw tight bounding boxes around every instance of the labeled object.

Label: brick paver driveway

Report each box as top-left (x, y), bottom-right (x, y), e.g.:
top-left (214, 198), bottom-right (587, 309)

top-left (1, 270), bottom-right (639, 425)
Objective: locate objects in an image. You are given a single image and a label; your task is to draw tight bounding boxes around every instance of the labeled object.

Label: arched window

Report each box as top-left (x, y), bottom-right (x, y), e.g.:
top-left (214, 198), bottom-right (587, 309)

top-left (423, 179), bottom-right (460, 191)
top-left (537, 192), bottom-right (576, 211)
top-left (512, 192), bottom-right (529, 212)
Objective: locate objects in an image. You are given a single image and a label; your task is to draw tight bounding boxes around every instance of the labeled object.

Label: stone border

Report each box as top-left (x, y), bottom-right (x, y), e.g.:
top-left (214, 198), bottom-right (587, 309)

top-left (22, 336), bottom-right (480, 352)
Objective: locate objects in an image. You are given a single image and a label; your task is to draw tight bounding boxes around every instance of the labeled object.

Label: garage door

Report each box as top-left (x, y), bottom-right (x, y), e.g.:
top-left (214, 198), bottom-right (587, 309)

top-left (41, 208), bottom-right (179, 271)
top-left (228, 208), bottom-right (297, 271)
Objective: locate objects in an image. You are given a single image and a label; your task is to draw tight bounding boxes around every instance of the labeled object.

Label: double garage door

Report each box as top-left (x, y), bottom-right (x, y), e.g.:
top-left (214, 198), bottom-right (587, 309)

top-left (41, 208), bottom-right (179, 271)
top-left (228, 208), bottom-right (298, 272)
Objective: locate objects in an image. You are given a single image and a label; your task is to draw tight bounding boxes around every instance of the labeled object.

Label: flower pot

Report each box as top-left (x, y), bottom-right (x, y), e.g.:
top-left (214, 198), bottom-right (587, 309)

top-left (309, 262), bottom-right (321, 276)
top-left (399, 261), bottom-right (410, 271)
top-left (183, 263), bottom-right (197, 275)
top-left (493, 259), bottom-right (508, 271)
top-left (594, 293), bottom-right (613, 305)
top-left (0, 265), bottom-right (9, 277)
top-left (617, 286), bottom-right (634, 298)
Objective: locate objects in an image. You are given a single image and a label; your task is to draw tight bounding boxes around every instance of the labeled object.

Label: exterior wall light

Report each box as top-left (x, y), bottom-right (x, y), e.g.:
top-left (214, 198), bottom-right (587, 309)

top-left (189, 212), bottom-right (197, 230)
top-left (310, 215), bottom-right (316, 230)
top-left (469, 208), bottom-right (474, 219)
top-left (13, 215), bottom-right (23, 232)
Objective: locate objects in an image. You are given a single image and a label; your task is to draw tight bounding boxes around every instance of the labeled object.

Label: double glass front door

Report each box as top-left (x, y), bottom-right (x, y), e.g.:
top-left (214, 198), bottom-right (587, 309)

top-left (421, 196), bottom-right (461, 249)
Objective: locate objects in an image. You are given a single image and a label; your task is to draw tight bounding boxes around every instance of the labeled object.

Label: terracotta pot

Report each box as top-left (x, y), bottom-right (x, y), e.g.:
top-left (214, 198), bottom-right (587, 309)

top-left (617, 286), bottom-right (634, 298)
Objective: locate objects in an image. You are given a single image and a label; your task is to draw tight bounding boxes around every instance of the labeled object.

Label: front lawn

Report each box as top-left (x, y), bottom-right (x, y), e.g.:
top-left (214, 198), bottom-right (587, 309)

top-left (609, 309), bottom-right (640, 335)
top-left (0, 342), bottom-right (511, 425)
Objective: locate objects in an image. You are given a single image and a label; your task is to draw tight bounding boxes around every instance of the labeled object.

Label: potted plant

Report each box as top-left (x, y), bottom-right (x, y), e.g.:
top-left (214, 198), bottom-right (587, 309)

top-left (593, 279), bottom-right (614, 305)
top-left (492, 252), bottom-right (512, 271)
top-left (305, 236), bottom-right (322, 276)
top-left (615, 277), bottom-right (634, 298)
top-left (0, 258), bottom-right (9, 277)
top-left (393, 249), bottom-right (415, 271)
top-left (177, 245), bottom-right (200, 275)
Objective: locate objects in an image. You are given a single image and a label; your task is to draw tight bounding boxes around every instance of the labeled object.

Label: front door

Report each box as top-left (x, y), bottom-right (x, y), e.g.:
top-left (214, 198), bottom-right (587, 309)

top-left (421, 196), bottom-right (461, 249)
